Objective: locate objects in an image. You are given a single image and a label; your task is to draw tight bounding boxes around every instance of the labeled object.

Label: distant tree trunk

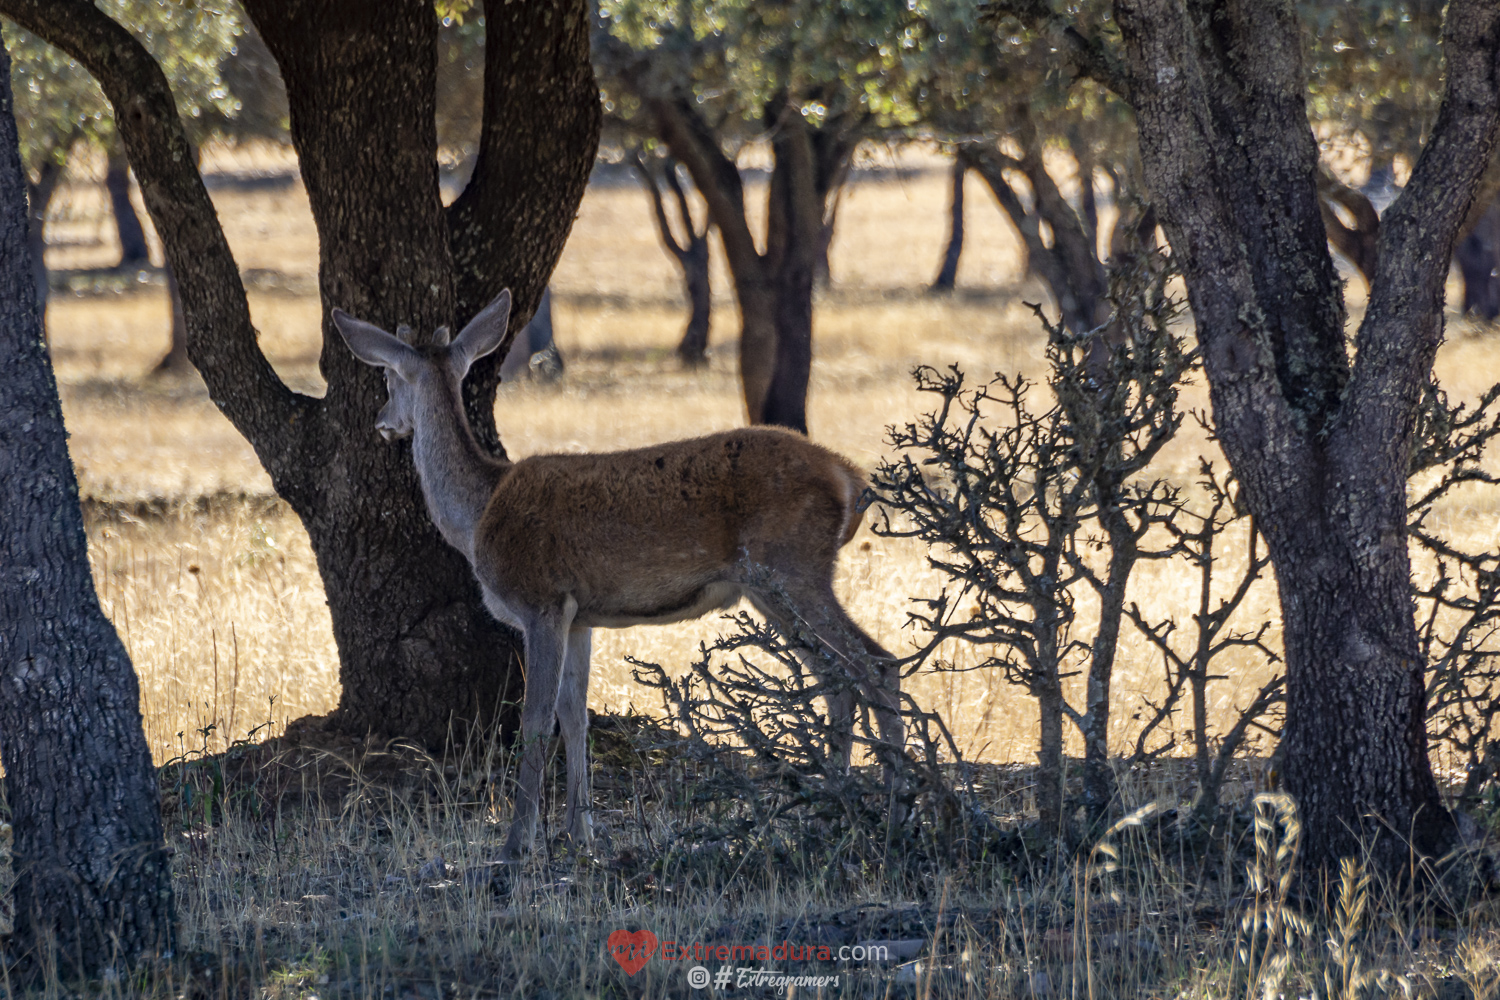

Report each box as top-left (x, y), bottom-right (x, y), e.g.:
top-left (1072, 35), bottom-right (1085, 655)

top-left (8, 0), bottom-right (601, 747)
top-left (1108, 0), bottom-right (1500, 877)
top-left (499, 286), bottom-right (562, 381)
top-left (1317, 170), bottom-right (1382, 282)
top-left (632, 152), bottom-right (712, 365)
top-left (968, 107), bottom-right (1110, 335)
top-left (1457, 198), bottom-right (1500, 321)
top-left (930, 153), bottom-right (966, 292)
top-left (0, 37), bottom-right (174, 978)
top-left (25, 156), bottom-right (63, 317)
top-left (104, 139), bottom-right (150, 268)
top-left (650, 93), bottom-right (856, 431)
top-left (151, 262), bottom-right (190, 374)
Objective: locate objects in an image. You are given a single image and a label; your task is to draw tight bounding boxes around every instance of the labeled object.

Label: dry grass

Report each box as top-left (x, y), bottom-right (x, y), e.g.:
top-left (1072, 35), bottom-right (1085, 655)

top-left (24, 144), bottom-right (1500, 997)
top-left (48, 144), bottom-right (1297, 765)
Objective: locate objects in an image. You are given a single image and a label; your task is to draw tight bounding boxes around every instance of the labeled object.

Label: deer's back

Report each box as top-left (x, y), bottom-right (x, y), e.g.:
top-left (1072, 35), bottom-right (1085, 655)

top-left (471, 428), bottom-right (865, 613)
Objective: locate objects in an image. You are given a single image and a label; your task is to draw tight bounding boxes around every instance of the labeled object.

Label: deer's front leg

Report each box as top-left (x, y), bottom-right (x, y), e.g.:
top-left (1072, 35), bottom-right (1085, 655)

top-left (500, 600), bottom-right (574, 861)
top-left (557, 625), bottom-right (593, 849)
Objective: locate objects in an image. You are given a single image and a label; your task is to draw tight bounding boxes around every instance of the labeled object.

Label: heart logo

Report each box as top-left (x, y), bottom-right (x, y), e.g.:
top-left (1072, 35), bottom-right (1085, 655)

top-left (607, 928), bottom-right (659, 976)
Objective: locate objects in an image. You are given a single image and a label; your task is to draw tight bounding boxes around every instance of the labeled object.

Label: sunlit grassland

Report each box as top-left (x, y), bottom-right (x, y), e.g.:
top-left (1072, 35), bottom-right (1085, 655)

top-left (44, 144), bottom-right (1489, 774)
top-left (29, 142), bottom-right (1500, 998)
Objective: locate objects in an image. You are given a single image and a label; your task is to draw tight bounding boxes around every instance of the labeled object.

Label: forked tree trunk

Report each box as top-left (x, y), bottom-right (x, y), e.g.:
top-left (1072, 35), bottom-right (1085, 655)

top-left (633, 153), bottom-right (713, 365)
top-left (967, 111), bottom-right (1110, 335)
top-left (1108, 0), bottom-right (1500, 876)
top-left (649, 94), bottom-right (854, 432)
top-left (931, 154), bottom-right (966, 292)
top-left (0, 39), bottom-right (174, 977)
top-left (7, 0), bottom-right (601, 747)
top-left (105, 140), bottom-right (150, 268)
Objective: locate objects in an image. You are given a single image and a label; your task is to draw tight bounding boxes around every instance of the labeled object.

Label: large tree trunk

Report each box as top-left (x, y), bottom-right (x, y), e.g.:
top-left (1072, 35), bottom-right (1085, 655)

top-left (930, 154), bottom-right (966, 292)
top-left (1109, 0), bottom-right (1500, 875)
top-left (7, 0), bottom-right (601, 747)
top-left (105, 139), bottom-right (151, 268)
top-left (0, 38), bottom-right (174, 977)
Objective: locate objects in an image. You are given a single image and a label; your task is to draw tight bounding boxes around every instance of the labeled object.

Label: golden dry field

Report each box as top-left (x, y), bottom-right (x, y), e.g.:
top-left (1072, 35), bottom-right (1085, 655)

top-left (31, 143), bottom-right (1500, 1000)
top-left (41, 142), bottom-right (1496, 777)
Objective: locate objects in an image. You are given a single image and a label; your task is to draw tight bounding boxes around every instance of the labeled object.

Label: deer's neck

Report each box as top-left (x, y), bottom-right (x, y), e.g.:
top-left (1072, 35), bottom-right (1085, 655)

top-left (410, 376), bottom-right (507, 561)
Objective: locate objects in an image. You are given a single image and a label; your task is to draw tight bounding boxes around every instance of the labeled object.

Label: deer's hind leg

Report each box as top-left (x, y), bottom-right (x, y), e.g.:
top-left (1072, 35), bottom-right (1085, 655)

top-left (500, 598), bottom-right (576, 861)
top-left (744, 576), bottom-right (904, 771)
top-left (557, 625), bottom-right (594, 849)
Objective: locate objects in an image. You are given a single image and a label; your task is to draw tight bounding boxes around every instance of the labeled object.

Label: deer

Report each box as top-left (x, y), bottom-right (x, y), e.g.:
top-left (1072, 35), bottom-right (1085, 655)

top-left (331, 289), bottom-right (904, 860)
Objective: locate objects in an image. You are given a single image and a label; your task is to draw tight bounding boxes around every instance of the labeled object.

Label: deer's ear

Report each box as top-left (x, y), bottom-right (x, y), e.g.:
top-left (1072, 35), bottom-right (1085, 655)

top-left (333, 309), bottom-right (420, 376)
top-left (450, 289), bottom-right (512, 375)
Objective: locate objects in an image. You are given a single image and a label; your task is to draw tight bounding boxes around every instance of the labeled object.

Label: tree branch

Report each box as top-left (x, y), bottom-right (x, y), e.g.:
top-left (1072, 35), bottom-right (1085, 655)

top-left (447, 0), bottom-right (600, 445)
top-left (651, 97), bottom-right (766, 285)
top-left (1, 0), bottom-right (316, 495)
top-left (1340, 0), bottom-right (1500, 458)
top-left (632, 151), bottom-right (689, 259)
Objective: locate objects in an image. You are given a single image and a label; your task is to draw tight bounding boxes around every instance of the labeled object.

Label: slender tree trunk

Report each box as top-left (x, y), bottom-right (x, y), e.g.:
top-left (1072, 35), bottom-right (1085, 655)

top-left (6, 0), bottom-right (600, 747)
top-left (0, 39), bottom-right (174, 977)
top-left (632, 153), bottom-right (713, 365)
top-left (1035, 635), bottom-right (1066, 841)
top-left (931, 154), bottom-right (966, 292)
top-left (1457, 197), bottom-right (1500, 321)
top-left (1081, 521), bottom-right (1131, 827)
top-left (25, 158), bottom-right (62, 319)
top-left (678, 238), bottom-right (712, 364)
top-left (151, 262), bottom-right (190, 374)
top-left (105, 141), bottom-right (150, 268)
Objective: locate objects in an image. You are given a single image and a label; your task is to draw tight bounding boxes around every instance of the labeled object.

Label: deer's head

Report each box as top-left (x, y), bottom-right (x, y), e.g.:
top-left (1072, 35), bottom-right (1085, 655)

top-left (331, 290), bottom-right (512, 441)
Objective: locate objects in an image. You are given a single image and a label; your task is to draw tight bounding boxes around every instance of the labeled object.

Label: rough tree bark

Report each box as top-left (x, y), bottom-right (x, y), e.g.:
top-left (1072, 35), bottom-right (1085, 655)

top-left (0, 36), bottom-right (174, 977)
top-left (4, 0), bottom-right (602, 746)
top-left (1108, 0), bottom-right (1500, 875)
top-left (632, 152), bottom-right (713, 365)
top-left (650, 94), bottom-right (855, 431)
top-left (930, 153), bottom-right (967, 292)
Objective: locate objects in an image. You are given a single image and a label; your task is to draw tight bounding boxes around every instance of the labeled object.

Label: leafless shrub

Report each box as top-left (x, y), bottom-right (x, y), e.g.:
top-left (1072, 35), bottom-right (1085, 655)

top-left (1125, 461), bottom-right (1283, 830)
top-left (1408, 382), bottom-right (1500, 807)
top-left (866, 251), bottom-right (1199, 843)
top-left (629, 595), bottom-right (1008, 877)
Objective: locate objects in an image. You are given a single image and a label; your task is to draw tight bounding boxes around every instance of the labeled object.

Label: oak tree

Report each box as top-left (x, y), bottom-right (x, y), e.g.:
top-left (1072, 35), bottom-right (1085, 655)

top-left (3, 0), bottom-right (602, 746)
top-left (0, 32), bottom-right (173, 977)
top-left (993, 0), bottom-right (1500, 874)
